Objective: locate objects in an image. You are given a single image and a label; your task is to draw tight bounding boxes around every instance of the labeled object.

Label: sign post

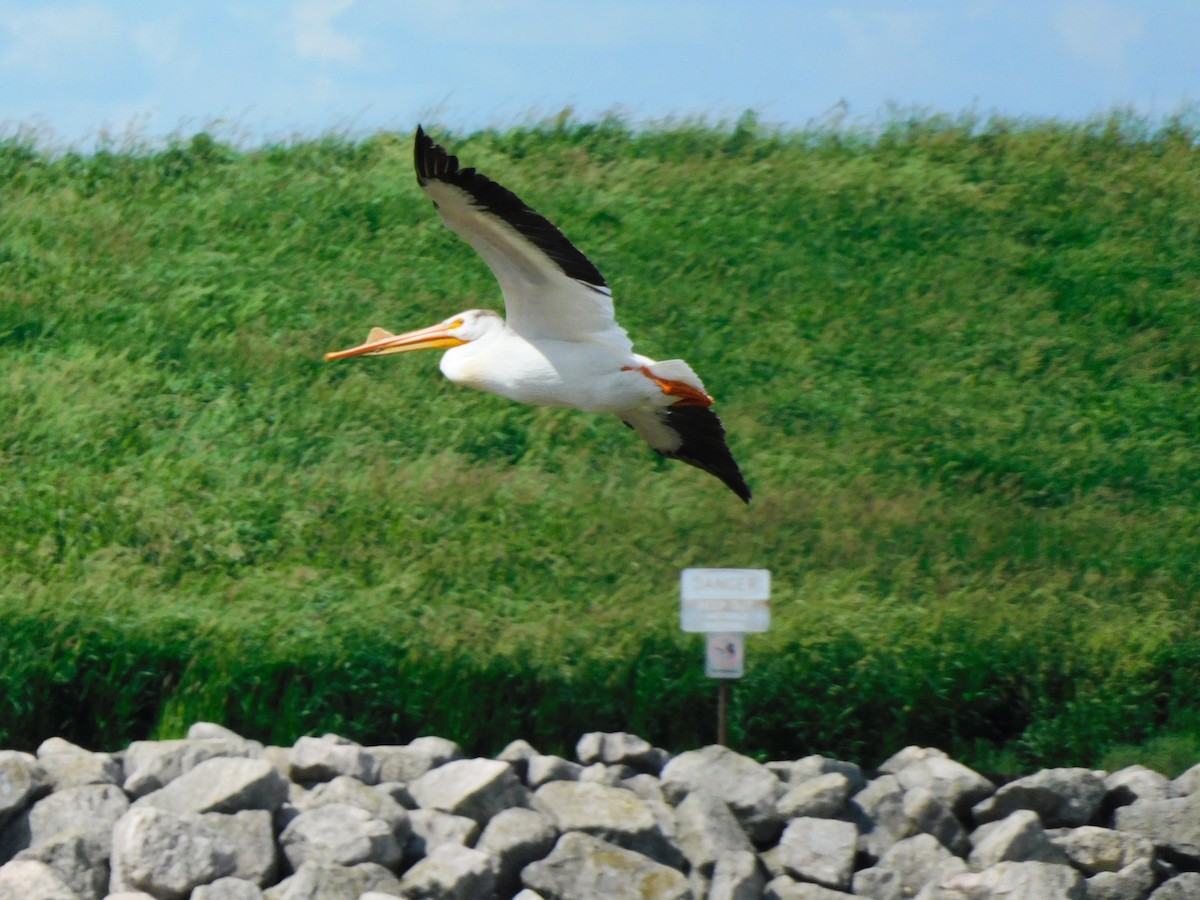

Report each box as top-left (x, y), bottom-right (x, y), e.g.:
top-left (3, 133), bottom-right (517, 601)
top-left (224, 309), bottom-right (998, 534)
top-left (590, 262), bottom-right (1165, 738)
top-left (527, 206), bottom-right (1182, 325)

top-left (681, 568), bottom-right (771, 746)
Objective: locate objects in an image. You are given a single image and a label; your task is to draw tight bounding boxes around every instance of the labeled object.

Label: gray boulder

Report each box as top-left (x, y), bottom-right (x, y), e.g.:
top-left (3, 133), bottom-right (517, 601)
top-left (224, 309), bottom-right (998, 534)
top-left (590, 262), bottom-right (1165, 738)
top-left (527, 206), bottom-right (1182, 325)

top-left (531, 779), bottom-right (680, 868)
top-left (13, 831), bottom-right (107, 900)
top-left (191, 877), bottom-right (265, 900)
top-left (109, 806), bottom-right (237, 899)
top-left (122, 738), bottom-right (254, 798)
top-left (288, 736), bottom-right (377, 785)
top-left (972, 767), bottom-right (1105, 828)
top-left (27, 783), bottom-right (129, 858)
top-left (261, 861), bottom-right (402, 900)
top-left (917, 860), bottom-right (1085, 899)
top-left (968, 809), bottom-right (1068, 870)
top-left (1114, 792), bottom-right (1200, 866)
top-left (893, 756), bottom-right (995, 821)
top-left (397, 843), bottom-right (495, 899)
top-left (293, 775), bottom-right (410, 839)
top-left (1085, 858), bottom-right (1157, 900)
top-left (408, 758), bottom-right (528, 824)
top-left (709, 849), bottom-right (766, 900)
top-left (476, 807), bottom-right (557, 896)
top-left (660, 745), bottom-right (784, 843)
top-left (852, 833), bottom-right (968, 900)
top-left (575, 732), bottom-right (668, 774)
top-left (521, 831), bottom-right (689, 900)
top-left (674, 790), bottom-right (754, 877)
top-left (775, 816), bottom-right (858, 891)
top-left (0, 752), bottom-right (51, 830)
top-left (878, 746), bottom-right (949, 774)
top-left (34, 739), bottom-right (121, 791)
top-left (496, 739), bottom-right (538, 781)
top-left (763, 874), bottom-right (858, 898)
top-left (133, 757), bottom-right (288, 816)
top-left (404, 808), bottom-right (480, 859)
top-left (1104, 765), bottom-right (1171, 810)
top-left (848, 775), bottom-right (910, 860)
top-left (526, 754), bottom-right (585, 789)
top-left (902, 786), bottom-right (970, 856)
top-left (198, 810), bottom-right (278, 887)
top-left (370, 736), bottom-right (463, 784)
top-left (1049, 824), bottom-right (1155, 874)
top-left (278, 803), bottom-right (402, 870)
top-left (0, 859), bottom-right (81, 900)
top-left (1169, 763), bottom-right (1200, 797)
top-left (768, 755), bottom-right (865, 793)
top-left (775, 772), bottom-right (853, 820)
top-left (1151, 872), bottom-right (1200, 899)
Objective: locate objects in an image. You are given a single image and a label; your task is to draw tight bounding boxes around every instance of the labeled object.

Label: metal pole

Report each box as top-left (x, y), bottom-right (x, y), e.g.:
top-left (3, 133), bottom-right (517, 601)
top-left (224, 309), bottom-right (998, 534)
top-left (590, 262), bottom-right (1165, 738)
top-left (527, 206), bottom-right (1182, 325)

top-left (717, 681), bottom-right (730, 746)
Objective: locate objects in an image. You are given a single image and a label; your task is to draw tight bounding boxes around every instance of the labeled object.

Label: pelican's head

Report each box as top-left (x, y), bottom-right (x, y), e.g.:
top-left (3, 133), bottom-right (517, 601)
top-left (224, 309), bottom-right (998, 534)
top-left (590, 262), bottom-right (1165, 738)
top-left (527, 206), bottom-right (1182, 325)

top-left (324, 309), bottom-right (502, 361)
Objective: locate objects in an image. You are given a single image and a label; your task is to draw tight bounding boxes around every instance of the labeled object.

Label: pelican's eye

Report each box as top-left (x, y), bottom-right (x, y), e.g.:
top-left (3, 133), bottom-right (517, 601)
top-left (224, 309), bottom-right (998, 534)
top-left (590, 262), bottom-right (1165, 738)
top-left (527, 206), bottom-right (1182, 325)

top-left (446, 317), bottom-right (465, 330)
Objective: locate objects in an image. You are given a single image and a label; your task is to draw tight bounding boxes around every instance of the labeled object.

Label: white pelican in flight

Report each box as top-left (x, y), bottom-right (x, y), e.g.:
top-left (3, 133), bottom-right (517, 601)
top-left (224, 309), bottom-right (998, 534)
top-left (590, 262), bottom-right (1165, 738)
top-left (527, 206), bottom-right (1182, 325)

top-left (326, 127), bottom-right (751, 503)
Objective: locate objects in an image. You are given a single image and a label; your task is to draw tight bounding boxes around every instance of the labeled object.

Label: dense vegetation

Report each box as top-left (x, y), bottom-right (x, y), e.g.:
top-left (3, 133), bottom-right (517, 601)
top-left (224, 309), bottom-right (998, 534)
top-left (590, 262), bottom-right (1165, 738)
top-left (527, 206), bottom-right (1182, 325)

top-left (2, 112), bottom-right (1198, 774)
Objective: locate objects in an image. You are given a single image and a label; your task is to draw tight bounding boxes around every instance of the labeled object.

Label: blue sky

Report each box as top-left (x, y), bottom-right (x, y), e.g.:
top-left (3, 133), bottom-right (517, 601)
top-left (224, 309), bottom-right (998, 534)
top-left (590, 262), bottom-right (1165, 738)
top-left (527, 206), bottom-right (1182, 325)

top-left (1, 1), bottom-right (1197, 149)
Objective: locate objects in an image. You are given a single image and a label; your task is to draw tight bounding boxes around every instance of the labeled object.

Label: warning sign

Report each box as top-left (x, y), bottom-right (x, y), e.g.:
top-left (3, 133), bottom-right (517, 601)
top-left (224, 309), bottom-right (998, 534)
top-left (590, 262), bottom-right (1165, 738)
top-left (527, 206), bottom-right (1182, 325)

top-left (705, 632), bottom-right (745, 679)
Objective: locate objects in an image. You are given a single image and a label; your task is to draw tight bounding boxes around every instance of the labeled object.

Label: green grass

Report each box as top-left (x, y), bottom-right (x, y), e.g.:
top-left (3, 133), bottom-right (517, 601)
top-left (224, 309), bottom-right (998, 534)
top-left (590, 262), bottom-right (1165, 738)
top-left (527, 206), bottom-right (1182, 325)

top-left (2, 111), bottom-right (1199, 773)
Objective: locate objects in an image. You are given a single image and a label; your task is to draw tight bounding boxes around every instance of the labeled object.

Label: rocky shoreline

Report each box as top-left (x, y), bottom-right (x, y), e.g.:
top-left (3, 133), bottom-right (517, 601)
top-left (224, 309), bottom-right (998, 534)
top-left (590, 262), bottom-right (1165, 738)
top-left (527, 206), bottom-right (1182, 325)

top-left (1, 723), bottom-right (1197, 899)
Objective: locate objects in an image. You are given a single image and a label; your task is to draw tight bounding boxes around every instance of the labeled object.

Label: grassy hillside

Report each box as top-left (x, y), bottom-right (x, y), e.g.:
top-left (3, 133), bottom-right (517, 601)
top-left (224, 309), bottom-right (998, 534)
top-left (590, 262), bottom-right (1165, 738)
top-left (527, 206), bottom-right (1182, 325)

top-left (2, 112), bottom-right (1198, 773)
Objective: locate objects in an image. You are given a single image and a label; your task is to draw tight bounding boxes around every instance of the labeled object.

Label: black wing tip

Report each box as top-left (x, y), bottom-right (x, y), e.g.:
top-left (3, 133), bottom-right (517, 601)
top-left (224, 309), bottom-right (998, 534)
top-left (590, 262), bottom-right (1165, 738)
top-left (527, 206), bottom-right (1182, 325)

top-left (656, 405), bottom-right (752, 504)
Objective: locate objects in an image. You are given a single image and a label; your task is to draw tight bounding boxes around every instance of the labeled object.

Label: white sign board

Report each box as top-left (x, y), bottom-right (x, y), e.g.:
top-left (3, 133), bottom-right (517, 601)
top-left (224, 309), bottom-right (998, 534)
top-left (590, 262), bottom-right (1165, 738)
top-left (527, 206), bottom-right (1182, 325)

top-left (705, 632), bottom-right (745, 679)
top-left (680, 568), bottom-right (771, 633)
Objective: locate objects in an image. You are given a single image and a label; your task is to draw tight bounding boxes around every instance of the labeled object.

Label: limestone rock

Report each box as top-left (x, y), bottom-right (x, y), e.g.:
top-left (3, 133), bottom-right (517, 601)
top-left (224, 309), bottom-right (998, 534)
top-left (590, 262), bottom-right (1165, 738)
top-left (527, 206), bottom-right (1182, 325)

top-left (775, 772), bottom-right (853, 820)
top-left (404, 808), bottom-right (480, 859)
top-left (397, 842), bottom-right (495, 899)
top-left (776, 816), bottom-right (858, 891)
top-left (971, 767), bottom-right (1105, 828)
top-left (261, 860), bottom-right (402, 900)
top-left (968, 809), bottom-right (1068, 870)
top-left (293, 775), bottom-right (410, 839)
top-left (852, 833), bottom-right (968, 900)
top-left (191, 877), bottom-right (265, 900)
top-left (28, 783), bottom-right (129, 857)
top-left (531, 779), bottom-right (680, 868)
top-left (674, 789), bottom-right (754, 877)
top-left (0, 752), bottom-right (51, 830)
top-left (525, 754), bottom-right (585, 789)
top-left (34, 739), bottom-right (121, 791)
top-left (1151, 872), bottom-right (1200, 899)
top-left (660, 745), bottom-right (784, 843)
top-left (133, 757), bottom-right (288, 816)
top-left (408, 757), bottom-right (528, 824)
top-left (1114, 792), bottom-right (1200, 867)
top-left (288, 736), bottom-right (377, 785)
top-left (893, 756), bottom-right (995, 821)
top-left (768, 755), bottom-right (865, 793)
top-left (13, 830), bottom-right (107, 900)
top-left (917, 860), bottom-right (1085, 899)
top-left (709, 849), bottom-right (766, 900)
top-left (0, 859), bottom-right (81, 900)
top-left (122, 738), bottom-right (255, 798)
top-left (109, 806), bottom-right (237, 899)
top-left (1085, 858), bottom-right (1157, 900)
top-left (198, 810), bottom-right (278, 887)
top-left (521, 831), bottom-right (688, 900)
top-left (1104, 765), bottom-right (1170, 811)
top-left (278, 803), bottom-right (402, 870)
top-left (575, 732), bottom-right (669, 774)
top-left (369, 736), bottom-right (463, 784)
top-left (1049, 824), bottom-right (1155, 874)
top-left (476, 807), bottom-right (557, 896)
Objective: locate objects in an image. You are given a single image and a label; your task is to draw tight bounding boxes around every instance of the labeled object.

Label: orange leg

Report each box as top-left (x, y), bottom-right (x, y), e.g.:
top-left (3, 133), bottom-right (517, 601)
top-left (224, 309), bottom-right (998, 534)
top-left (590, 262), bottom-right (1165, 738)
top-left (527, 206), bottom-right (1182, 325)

top-left (623, 366), bottom-right (714, 407)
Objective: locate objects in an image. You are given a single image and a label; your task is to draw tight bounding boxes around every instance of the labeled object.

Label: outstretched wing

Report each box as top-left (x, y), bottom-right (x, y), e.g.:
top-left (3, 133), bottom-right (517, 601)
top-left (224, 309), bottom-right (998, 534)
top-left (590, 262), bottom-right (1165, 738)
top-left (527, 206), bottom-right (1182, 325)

top-left (621, 405), bottom-right (751, 503)
top-left (414, 126), bottom-right (633, 353)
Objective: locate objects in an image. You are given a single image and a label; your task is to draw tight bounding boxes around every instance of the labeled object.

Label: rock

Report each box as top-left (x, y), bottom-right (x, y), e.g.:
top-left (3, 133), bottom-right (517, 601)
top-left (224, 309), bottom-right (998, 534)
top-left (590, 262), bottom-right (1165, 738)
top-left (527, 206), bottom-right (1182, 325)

top-left (577, 762), bottom-right (635, 786)
top-left (408, 757), bottom-right (528, 824)
top-left (133, 757), bottom-right (288, 816)
top-left (849, 775), bottom-right (910, 860)
top-left (261, 860), bottom-right (402, 900)
top-left (109, 806), bottom-right (237, 899)
top-left (525, 754), bottom-right (585, 788)
top-left (1169, 763), bottom-right (1200, 797)
top-left (397, 843), bottom-right (495, 899)
top-left (0, 859), bottom-right (81, 900)
top-left (1151, 872), bottom-right (1200, 899)
top-left (968, 809), bottom-right (1067, 870)
top-left (122, 738), bottom-right (255, 798)
top-left (852, 833), bottom-right (968, 900)
top-left (13, 831), bottom-right (107, 900)
top-left (902, 786), bottom-right (970, 856)
top-left (1104, 765), bottom-right (1171, 810)
top-left (893, 756), bottom-right (995, 821)
top-left (1049, 824), bottom-right (1154, 874)
top-left (1114, 792), bottom-right (1200, 867)
top-left (1085, 858), bottom-right (1157, 900)
top-left (575, 732), bottom-right (669, 774)
top-left (776, 816), bottom-right (858, 891)
top-left (370, 737), bottom-right (463, 784)
top-left (917, 860), bottom-right (1086, 899)
top-left (531, 779), bottom-right (680, 868)
top-left (496, 739), bottom-right (538, 781)
top-left (186, 723), bottom-right (262, 752)
top-left (0, 751), bottom-right (51, 830)
top-left (293, 775), bottom-right (410, 838)
top-left (660, 745), bottom-right (784, 843)
top-left (192, 877), bottom-right (265, 900)
top-left (878, 746), bottom-right (949, 774)
top-left (34, 739), bottom-right (122, 791)
top-left (674, 790), bottom-right (754, 877)
top-left (620, 773), bottom-right (679, 846)
top-left (27, 783), bottom-right (129, 857)
top-left (709, 849), bottom-right (766, 900)
top-left (768, 755), bottom-right (865, 793)
top-left (763, 874), bottom-right (857, 898)
top-left (476, 807), bottom-right (557, 897)
top-left (404, 808), bottom-right (480, 859)
top-left (971, 767), bottom-right (1105, 828)
top-left (775, 772), bottom-right (853, 820)
top-left (198, 810), bottom-right (278, 887)
top-left (278, 803), bottom-right (402, 870)
top-left (287, 736), bottom-right (377, 785)
top-left (521, 831), bottom-right (689, 900)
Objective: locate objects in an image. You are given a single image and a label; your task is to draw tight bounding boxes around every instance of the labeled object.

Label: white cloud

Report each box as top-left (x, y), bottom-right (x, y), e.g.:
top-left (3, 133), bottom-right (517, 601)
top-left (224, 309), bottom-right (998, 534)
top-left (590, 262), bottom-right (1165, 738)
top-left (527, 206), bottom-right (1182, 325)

top-left (0, 3), bottom-right (122, 73)
top-left (1053, 1), bottom-right (1144, 72)
top-left (291, 0), bottom-right (362, 62)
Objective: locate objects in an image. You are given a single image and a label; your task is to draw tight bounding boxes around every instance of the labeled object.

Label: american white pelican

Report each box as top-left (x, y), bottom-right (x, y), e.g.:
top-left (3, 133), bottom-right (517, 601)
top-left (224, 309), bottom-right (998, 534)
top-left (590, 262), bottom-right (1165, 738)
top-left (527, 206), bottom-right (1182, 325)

top-left (326, 126), bottom-right (751, 503)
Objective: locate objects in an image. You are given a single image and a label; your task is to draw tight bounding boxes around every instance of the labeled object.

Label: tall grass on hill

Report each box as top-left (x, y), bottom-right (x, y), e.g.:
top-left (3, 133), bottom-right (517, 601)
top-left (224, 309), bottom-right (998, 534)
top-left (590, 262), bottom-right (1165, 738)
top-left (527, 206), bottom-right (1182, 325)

top-left (1, 112), bottom-right (1198, 773)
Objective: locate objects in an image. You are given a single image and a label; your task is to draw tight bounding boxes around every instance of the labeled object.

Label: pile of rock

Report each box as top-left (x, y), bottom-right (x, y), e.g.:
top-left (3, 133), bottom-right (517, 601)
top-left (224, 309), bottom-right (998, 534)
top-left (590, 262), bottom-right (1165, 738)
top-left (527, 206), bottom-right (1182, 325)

top-left (0, 723), bottom-right (1197, 899)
